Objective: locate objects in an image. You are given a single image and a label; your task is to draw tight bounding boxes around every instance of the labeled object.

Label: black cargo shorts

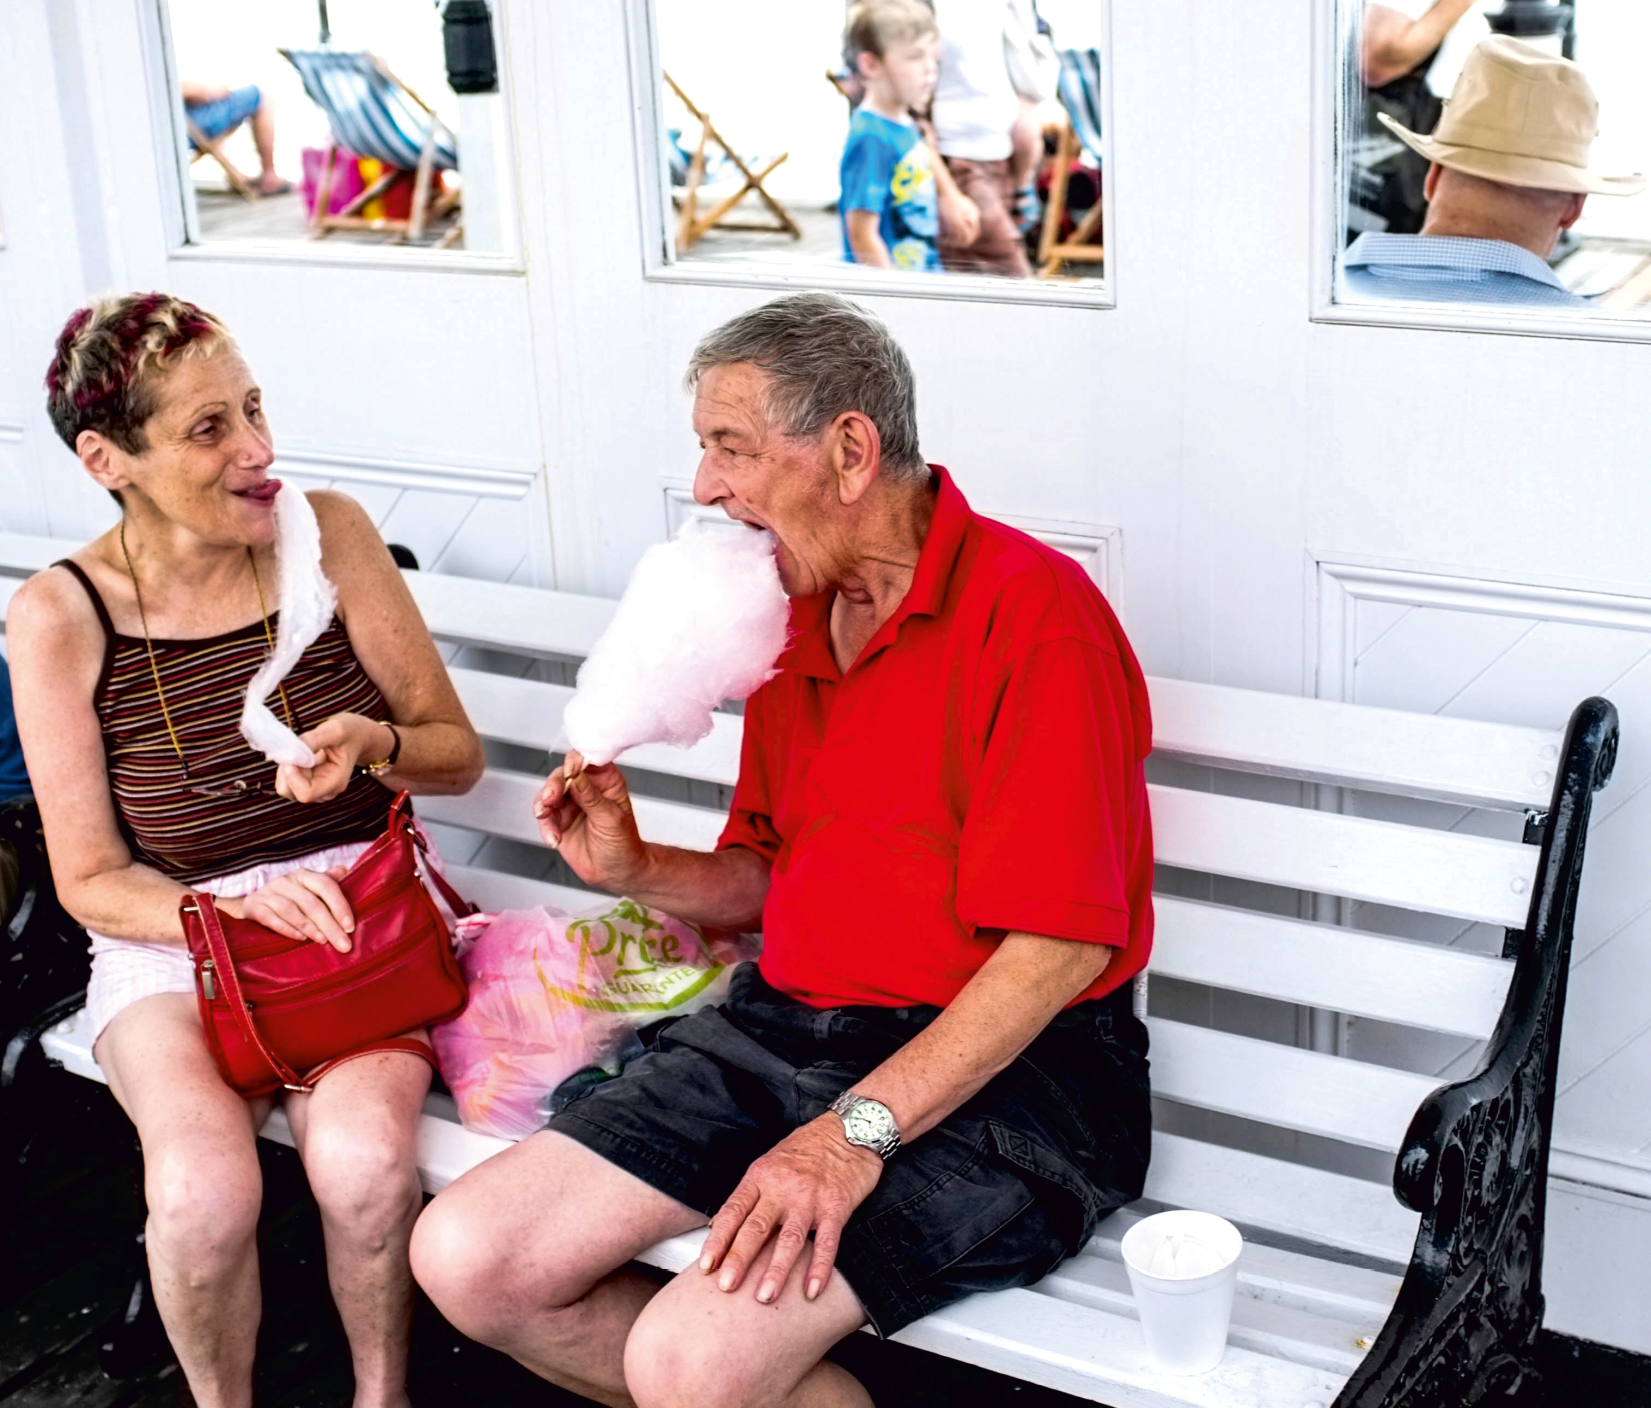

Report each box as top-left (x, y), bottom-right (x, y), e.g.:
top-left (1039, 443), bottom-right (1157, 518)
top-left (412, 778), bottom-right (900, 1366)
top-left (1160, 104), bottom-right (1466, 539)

top-left (546, 963), bottom-right (1151, 1336)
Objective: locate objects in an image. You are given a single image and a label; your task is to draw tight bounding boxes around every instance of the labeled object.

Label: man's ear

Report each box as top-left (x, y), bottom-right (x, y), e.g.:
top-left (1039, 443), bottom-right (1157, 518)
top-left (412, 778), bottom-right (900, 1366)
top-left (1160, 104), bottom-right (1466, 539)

top-left (1423, 161), bottom-right (1443, 203)
top-left (831, 411), bottom-right (883, 506)
top-left (76, 429), bottom-right (135, 497)
top-left (1559, 193), bottom-right (1587, 231)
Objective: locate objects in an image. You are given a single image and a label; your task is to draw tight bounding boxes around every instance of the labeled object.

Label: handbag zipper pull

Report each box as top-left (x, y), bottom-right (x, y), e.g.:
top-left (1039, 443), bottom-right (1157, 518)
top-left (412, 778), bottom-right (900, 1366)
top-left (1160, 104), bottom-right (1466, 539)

top-left (201, 959), bottom-right (216, 1002)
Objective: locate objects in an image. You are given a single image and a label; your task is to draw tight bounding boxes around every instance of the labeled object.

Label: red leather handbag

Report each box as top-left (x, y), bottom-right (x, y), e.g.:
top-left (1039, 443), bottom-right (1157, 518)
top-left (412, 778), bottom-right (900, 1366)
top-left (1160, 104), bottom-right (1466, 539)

top-left (181, 791), bottom-right (473, 1097)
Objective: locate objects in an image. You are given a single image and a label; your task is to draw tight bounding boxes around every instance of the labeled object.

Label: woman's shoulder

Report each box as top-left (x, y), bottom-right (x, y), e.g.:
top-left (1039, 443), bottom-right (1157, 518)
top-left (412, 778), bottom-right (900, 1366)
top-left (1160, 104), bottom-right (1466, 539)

top-left (307, 488), bottom-right (390, 583)
top-left (8, 553), bottom-right (112, 688)
top-left (10, 541), bottom-right (112, 631)
top-left (306, 486), bottom-right (377, 540)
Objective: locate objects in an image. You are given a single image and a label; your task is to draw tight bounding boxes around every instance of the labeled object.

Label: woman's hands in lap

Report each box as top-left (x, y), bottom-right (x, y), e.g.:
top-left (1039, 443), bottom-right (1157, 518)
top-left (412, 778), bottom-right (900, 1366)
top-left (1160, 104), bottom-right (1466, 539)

top-left (224, 864), bottom-right (356, 950)
top-left (275, 713), bottom-right (394, 805)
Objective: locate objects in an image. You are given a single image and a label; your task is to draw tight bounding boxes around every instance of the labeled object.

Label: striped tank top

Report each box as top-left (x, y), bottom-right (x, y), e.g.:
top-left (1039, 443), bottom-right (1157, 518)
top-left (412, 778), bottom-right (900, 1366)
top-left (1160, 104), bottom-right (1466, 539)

top-left (60, 560), bottom-right (397, 884)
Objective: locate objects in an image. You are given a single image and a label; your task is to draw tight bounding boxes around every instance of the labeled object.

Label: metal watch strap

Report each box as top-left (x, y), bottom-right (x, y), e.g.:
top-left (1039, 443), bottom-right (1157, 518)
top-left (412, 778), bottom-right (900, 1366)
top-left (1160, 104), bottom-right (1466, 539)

top-left (829, 1090), bottom-right (902, 1160)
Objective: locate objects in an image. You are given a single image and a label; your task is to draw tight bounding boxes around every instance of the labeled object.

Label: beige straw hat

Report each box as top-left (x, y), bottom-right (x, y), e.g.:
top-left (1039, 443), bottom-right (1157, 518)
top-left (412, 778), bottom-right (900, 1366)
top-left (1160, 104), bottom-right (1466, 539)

top-left (1378, 35), bottom-right (1645, 196)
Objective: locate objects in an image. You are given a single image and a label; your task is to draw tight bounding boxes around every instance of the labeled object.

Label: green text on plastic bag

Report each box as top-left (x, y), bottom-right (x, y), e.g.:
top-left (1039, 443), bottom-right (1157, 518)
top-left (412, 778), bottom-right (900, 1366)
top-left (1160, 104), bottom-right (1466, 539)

top-left (532, 898), bottom-right (724, 1013)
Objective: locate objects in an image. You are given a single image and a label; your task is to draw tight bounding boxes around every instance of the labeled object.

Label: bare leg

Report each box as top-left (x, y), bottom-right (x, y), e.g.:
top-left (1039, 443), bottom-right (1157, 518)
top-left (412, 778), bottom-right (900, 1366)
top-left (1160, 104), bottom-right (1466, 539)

top-left (411, 1131), bottom-right (706, 1406)
top-left (285, 1047), bottom-right (432, 1408)
top-left (96, 993), bottom-right (272, 1408)
top-left (625, 1238), bottom-right (871, 1408)
top-left (250, 99), bottom-right (284, 190)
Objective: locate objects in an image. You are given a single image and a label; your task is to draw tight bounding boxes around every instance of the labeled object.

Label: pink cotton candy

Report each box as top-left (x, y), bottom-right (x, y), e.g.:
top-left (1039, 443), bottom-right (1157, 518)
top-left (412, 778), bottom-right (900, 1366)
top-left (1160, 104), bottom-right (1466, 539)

top-left (562, 520), bottom-right (789, 767)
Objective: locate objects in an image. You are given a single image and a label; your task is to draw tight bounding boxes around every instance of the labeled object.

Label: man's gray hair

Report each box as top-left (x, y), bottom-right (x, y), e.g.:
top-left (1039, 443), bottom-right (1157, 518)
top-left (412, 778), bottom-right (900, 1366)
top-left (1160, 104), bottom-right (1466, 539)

top-left (684, 292), bottom-right (925, 479)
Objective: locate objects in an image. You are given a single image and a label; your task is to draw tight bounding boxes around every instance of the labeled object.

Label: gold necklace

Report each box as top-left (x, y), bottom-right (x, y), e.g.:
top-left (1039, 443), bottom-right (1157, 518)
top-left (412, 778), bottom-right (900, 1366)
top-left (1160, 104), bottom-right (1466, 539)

top-left (118, 520), bottom-right (297, 774)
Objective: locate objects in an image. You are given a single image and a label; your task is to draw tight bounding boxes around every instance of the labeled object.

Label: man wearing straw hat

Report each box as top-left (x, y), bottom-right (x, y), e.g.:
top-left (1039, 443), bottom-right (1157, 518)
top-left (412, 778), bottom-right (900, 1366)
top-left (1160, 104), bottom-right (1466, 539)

top-left (1341, 35), bottom-right (1645, 308)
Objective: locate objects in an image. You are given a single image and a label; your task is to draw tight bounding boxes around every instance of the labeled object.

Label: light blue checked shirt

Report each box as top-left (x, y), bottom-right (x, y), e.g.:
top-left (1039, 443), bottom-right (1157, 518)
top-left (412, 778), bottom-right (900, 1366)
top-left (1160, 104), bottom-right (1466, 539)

top-left (1341, 234), bottom-right (1593, 310)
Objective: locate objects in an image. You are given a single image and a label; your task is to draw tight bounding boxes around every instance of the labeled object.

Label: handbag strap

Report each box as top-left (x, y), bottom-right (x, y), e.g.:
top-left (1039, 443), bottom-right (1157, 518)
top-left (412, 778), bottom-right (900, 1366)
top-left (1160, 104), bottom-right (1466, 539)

top-left (188, 892), bottom-right (308, 1091)
top-left (302, 1037), bottom-right (437, 1089)
top-left (412, 834), bottom-right (478, 919)
top-left (389, 789), bottom-right (478, 919)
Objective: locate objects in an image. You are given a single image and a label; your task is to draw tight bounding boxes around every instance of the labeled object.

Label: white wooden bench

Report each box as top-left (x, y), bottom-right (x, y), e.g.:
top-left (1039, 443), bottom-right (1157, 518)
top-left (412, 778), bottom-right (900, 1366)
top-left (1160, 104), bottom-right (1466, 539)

top-left (0, 530), bottom-right (1618, 1408)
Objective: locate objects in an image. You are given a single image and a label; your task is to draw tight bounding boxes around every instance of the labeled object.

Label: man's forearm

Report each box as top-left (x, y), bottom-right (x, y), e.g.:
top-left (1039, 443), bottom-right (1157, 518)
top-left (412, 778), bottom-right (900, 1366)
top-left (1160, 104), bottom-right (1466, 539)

top-left (1363, 0), bottom-right (1477, 86)
top-left (626, 842), bottom-right (769, 930)
top-left (850, 931), bottom-right (1114, 1143)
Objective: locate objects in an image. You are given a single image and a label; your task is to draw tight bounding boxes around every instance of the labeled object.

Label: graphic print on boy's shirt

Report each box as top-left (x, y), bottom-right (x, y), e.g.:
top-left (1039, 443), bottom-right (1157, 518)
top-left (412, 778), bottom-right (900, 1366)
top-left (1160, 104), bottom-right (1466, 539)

top-left (840, 108), bottom-right (940, 271)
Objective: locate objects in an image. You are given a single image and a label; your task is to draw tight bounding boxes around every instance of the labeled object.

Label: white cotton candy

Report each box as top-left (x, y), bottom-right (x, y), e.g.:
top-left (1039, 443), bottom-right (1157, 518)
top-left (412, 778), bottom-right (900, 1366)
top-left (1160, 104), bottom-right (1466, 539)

top-left (562, 520), bottom-right (790, 767)
top-left (239, 485), bottom-right (338, 767)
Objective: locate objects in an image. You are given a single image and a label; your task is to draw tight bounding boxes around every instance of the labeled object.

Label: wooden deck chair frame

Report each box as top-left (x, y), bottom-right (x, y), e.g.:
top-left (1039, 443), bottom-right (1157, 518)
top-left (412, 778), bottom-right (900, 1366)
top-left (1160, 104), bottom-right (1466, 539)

top-left (1036, 118), bottom-right (1103, 280)
top-left (185, 117), bottom-right (257, 203)
top-left (665, 71), bottom-right (801, 254)
top-left (306, 56), bottom-right (461, 245)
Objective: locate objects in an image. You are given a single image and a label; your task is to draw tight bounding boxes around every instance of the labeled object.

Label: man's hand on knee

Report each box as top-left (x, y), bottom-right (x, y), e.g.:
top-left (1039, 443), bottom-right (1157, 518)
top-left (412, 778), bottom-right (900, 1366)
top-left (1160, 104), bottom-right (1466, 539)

top-left (698, 1116), bottom-right (882, 1306)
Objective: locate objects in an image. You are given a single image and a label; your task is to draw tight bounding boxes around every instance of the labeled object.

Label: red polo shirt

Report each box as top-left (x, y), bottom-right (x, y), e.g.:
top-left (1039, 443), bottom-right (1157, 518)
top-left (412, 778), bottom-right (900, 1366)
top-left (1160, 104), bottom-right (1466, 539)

top-left (717, 467), bottom-right (1154, 1010)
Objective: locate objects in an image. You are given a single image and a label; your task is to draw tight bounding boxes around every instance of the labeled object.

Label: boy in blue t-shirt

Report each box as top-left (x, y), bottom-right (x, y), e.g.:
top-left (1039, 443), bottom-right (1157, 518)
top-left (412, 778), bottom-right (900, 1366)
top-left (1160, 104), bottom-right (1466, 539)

top-left (840, 1), bottom-right (942, 272)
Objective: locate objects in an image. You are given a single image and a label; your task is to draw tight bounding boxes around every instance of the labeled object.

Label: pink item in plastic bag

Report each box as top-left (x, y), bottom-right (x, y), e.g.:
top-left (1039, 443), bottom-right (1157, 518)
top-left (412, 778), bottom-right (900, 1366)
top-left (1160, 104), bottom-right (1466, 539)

top-left (431, 898), bottom-right (760, 1141)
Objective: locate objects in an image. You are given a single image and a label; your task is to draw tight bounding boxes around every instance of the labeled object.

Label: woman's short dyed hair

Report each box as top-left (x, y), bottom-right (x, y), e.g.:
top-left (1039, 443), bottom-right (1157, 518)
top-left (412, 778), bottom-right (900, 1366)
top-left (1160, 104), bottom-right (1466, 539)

top-left (44, 292), bottom-right (234, 457)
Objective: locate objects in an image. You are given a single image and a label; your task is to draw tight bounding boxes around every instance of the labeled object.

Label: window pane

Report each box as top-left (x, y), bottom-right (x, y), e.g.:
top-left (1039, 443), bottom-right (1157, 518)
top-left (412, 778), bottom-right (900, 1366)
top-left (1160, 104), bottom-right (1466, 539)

top-left (651, 0), bottom-right (1107, 293)
top-left (164, 0), bottom-right (515, 256)
top-left (1336, 0), bottom-right (1651, 321)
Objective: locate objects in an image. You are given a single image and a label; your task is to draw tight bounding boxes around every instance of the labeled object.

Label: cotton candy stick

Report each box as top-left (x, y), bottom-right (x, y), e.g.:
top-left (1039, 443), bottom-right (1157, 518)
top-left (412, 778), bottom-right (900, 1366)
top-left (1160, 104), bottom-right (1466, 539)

top-left (561, 520), bottom-right (790, 769)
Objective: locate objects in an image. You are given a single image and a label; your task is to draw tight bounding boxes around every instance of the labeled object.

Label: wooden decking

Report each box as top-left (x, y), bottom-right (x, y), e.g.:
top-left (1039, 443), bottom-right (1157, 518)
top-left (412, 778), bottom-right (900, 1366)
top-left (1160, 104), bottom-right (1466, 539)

top-left (1, 1065), bottom-right (1096, 1407)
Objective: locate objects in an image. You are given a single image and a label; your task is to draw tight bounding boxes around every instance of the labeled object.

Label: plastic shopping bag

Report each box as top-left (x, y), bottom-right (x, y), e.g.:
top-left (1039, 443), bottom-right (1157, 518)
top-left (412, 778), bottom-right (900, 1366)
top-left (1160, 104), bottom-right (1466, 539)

top-left (431, 897), bottom-right (760, 1140)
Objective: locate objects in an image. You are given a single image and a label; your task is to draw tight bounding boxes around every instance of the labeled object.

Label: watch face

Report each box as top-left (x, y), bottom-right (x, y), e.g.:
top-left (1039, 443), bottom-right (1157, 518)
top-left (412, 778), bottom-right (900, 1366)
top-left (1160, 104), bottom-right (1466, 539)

top-left (844, 1100), bottom-right (895, 1145)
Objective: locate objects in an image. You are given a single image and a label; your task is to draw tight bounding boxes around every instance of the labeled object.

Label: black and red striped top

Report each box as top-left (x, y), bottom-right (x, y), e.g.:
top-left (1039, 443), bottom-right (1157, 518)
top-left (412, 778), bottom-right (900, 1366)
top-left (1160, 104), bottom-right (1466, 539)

top-left (60, 561), bottom-right (395, 884)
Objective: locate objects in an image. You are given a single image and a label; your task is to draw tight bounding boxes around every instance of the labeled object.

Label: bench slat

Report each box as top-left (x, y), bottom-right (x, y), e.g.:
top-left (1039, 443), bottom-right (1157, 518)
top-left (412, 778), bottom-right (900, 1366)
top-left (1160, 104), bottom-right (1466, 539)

top-left (450, 667), bottom-right (742, 787)
top-left (636, 1229), bottom-right (1349, 1408)
top-left (1148, 1018), bottom-right (1443, 1151)
top-left (1150, 677), bottom-right (1557, 812)
top-left (0, 532), bottom-right (76, 576)
top-left (1144, 1133), bottom-right (1419, 1266)
top-left (1090, 1209), bottom-right (1400, 1327)
top-left (0, 535), bottom-right (1566, 813)
top-left (1035, 1253), bottom-right (1368, 1375)
top-left (1149, 785), bottom-right (1535, 927)
top-left (445, 864), bottom-right (597, 915)
top-left (0, 573), bottom-right (25, 624)
top-left (1153, 897), bottom-right (1510, 1039)
top-left (419, 768), bottom-right (725, 852)
top-left (404, 571), bottom-right (615, 659)
top-left (394, 560), bottom-right (1553, 812)
top-left (42, 1003), bottom-right (1419, 1268)
top-left (426, 774), bottom-right (1534, 931)
top-left (437, 869), bottom-right (1513, 1045)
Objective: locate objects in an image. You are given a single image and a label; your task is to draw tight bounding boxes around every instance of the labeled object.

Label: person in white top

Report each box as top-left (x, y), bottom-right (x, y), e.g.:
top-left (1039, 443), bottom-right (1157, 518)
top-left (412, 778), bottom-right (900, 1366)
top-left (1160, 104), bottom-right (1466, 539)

top-left (929, 0), bottom-right (1042, 276)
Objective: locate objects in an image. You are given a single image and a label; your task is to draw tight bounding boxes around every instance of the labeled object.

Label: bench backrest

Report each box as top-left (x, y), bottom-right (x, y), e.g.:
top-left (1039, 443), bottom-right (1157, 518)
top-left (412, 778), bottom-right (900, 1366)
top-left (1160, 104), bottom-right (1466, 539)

top-left (0, 534), bottom-right (1564, 1268)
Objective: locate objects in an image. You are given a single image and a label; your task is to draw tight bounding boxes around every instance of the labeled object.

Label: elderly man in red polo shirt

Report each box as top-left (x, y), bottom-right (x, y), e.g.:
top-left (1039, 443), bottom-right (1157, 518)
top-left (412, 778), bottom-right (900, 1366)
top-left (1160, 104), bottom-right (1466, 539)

top-left (412, 293), bottom-right (1154, 1408)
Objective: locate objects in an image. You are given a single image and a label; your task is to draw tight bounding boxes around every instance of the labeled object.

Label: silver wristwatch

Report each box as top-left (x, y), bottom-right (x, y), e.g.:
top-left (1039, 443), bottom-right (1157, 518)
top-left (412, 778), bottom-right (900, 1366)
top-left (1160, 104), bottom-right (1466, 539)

top-left (829, 1090), bottom-right (902, 1160)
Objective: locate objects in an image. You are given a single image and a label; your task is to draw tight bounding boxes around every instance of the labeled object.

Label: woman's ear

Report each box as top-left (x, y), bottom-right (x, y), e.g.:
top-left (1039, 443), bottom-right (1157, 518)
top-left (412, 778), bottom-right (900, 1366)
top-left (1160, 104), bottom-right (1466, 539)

top-left (76, 429), bottom-right (133, 497)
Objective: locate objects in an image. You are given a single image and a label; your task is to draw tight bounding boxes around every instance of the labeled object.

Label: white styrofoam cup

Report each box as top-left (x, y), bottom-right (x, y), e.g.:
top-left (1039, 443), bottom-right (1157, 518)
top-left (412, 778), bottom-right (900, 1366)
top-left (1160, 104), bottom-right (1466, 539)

top-left (1120, 1210), bottom-right (1244, 1374)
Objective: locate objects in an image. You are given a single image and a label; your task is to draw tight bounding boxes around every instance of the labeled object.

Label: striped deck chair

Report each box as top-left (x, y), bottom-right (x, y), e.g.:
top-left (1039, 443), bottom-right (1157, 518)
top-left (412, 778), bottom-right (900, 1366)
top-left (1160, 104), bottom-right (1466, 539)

top-left (1037, 48), bottom-right (1104, 279)
top-left (279, 48), bottom-right (461, 243)
top-left (664, 71), bottom-right (800, 255)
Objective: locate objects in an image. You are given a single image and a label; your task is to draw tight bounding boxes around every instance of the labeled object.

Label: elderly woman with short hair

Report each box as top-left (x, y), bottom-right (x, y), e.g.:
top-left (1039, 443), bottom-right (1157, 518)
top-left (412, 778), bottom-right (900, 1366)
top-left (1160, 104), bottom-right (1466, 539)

top-left (9, 292), bottom-right (484, 1408)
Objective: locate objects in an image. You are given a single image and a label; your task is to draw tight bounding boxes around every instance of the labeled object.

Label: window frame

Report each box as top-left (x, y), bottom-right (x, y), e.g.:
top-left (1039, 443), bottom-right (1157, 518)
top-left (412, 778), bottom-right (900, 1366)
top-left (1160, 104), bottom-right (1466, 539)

top-left (1310, 0), bottom-right (1651, 345)
top-left (623, 0), bottom-right (1117, 310)
top-left (151, 0), bottom-right (527, 275)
